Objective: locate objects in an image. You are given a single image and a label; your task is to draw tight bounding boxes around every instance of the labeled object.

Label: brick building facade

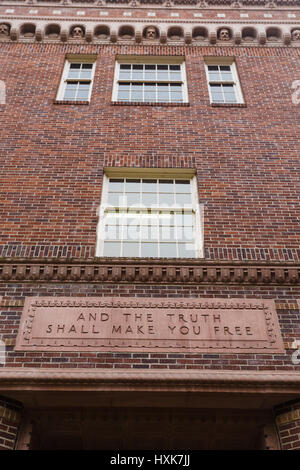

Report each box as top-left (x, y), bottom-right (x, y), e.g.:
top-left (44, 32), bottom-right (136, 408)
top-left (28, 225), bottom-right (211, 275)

top-left (0, 0), bottom-right (299, 450)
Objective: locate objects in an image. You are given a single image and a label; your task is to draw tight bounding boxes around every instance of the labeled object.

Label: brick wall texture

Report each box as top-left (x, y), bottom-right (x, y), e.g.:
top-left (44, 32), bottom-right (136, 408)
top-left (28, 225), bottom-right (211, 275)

top-left (0, 397), bottom-right (22, 450)
top-left (0, 43), bottom-right (300, 261)
top-left (275, 400), bottom-right (300, 450)
top-left (0, 33), bottom-right (300, 451)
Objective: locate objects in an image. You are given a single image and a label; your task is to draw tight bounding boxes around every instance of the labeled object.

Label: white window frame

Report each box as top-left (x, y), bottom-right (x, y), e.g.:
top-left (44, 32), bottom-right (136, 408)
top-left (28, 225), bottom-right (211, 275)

top-left (112, 55), bottom-right (189, 104)
top-left (204, 57), bottom-right (244, 104)
top-left (56, 54), bottom-right (97, 102)
top-left (96, 168), bottom-right (203, 259)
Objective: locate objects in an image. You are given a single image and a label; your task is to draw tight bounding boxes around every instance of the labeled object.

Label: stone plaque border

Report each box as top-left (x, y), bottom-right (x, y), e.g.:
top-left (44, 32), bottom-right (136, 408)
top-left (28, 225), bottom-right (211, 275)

top-left (14, 297), bottom-right (285, 353)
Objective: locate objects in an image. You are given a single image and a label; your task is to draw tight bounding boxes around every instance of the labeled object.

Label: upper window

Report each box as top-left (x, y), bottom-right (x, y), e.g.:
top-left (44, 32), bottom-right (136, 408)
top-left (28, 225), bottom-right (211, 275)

top-left (56, 55), bottom-right (96, 102)
top-left (204, 59), bottom-right (244, 104)
top-left (112, 56), bottom-right (188, 104)
top-left (96, 169), bottom-right (203, 259)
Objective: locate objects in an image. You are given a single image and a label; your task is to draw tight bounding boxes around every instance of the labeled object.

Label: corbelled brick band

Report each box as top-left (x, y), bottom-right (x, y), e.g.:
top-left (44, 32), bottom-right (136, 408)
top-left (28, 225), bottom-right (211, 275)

top-left (275, 400), bottom-right (300, 450)
top-left (0, 396), bottom-right (22, 451)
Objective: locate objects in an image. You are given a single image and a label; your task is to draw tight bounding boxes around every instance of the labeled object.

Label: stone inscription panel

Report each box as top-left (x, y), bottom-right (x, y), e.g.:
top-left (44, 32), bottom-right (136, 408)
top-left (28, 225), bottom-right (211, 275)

top-left (15, 297), bottom-right (285, 353)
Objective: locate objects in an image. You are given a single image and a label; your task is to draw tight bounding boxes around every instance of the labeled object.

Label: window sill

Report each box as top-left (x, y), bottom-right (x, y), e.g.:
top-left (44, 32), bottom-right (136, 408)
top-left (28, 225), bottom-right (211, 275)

top-left (53, 100), bottom-right (90, 105)
top-left (211, 103), bottom-right (247, 108)
top-left (111, 101), bottom-right (190, 107)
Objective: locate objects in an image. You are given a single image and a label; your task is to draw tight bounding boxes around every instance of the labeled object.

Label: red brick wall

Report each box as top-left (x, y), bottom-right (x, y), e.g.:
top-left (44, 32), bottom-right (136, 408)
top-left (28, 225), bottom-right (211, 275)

top-left (0, 397), bottom-right (22, 450)
top-left (275, 400), bottom-right (300, 450)
top-left (0, 44), bottom-right (300, 261)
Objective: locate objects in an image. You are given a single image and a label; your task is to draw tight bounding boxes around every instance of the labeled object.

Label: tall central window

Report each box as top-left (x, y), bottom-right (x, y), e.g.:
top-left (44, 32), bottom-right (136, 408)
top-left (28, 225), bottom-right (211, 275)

top-left (96, 170), bottom-right (203, 258)
top-left (112, 57), bottom-right (188, 103)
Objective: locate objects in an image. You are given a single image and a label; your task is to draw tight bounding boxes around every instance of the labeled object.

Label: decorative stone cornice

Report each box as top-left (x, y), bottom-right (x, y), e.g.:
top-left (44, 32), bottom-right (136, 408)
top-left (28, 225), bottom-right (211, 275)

top-left (1, 0), bottom-right (300, 7)
top-left (0, 368), bottom-right (300, 392)
top-left (1, 17), bottom-right (299, 47)
top-left (0, 258), bottom-right (299, 284)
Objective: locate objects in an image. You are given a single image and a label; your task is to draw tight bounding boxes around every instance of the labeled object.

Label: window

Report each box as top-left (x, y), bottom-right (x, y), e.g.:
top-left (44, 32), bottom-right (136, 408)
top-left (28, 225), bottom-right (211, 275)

top-left (204, 59), bottom-right (243, 104)
top-left (56, 55), bottom-right (96, 102)
top-left (96, 169), bottom-right (203, 258)
top-left (112, 56), bottom-right (188, 104)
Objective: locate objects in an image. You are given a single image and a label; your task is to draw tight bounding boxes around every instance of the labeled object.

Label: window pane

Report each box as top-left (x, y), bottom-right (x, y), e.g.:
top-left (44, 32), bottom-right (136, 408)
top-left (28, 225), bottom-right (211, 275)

top-left (118, 83), bottom-right (130, 101)
top-left (132, 64), bottom-right (143, 80)
top-left (178, 243), bottom-right (196, 258)
top-left (223, 84), bottom-right (234, 92)
top-left (182, 212), bottom-right (194, 226)
top-left (160, 226), bottom-right (175, 241)
top-left (76, 90), bottom-right (90, 100)
top-left (109, 179), bottom-right (124, 192)
top-left (210, 84), bottom-right (221, 91)
top-left (157, 83), bottom-right (169, 102)
top-left (144, 83), bottom-right (156, 101)
top-left (119, 69), bottom-right (131, 80)
top-left (68, 63), bottom-right (80, 79)
top-left (103, 241), bottom-right (121, 257)
top-left (220, 70), bottom-right (233, 81)
top-left (131, 82), bottom-right (143, 101)
top-left (124, 225), bottom-right (140, 240)
top-left (175, 193), bottom-right (192, 206)
top-left (208, 69), bottom-right (220, 81)
top-left (160, 243), bottom-right (177, 258)
top-left (120, 65), bottom-right (131, 80)
top-left (126, 193), bottom-right (141, 206)
top-left (170, 91), bottom-right (183, 102)
top-left (141, 225), bottom-right (150, 240)
top-left (125, 179), bottom-right (140, 192)
top-left (118, 91), bottom-right (130, 101)
top-left (104, 225), bottom-right (122, 240)
top-left (123, 242), bottom-right (139, 257)
top-left (145, 64), bottom-right (156, 80)
top-left (211, 94), bottom-right (224, 103)
top-left (159, 193), bottom-right (174, 206)
top-left (170, 71), bottom-right (181, 81)
top-left (157, 65), bottom-right (169, 80)
top-left (142, 179), bottom-right (157, 192)
top-left (224, 93), bottom-right (237, 103)
top-left (107, 193), bottom-right (123, 206)
top-left (80, 65), bottom-right (93, 79)
top-left (64, 91), bottom-right (77, 100)
top-left (142, 193), bottom-right (157, 206)
top-left (220, 65), bottom-right (232, 81)
top-left (141, 243), bottom-right (158, 257)
top-left (160, 213), bottom-right (173, 226)
top-left (181, 226), bottom-right (194, 241)
top-left (77, 83), bottom-right (90, 100)
top-left (159, 180), bottom-right (173, 193)
top-left (175, 180), bottom-right (191, 193)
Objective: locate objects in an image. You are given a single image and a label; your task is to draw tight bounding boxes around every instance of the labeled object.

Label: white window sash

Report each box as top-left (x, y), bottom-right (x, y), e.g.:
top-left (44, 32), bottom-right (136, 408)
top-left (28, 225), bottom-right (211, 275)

top-left (56, 59), bottom-right (96, 102)
top-left (112, 59), bottom-right (189, 103)
top-left (96, 174), bottom-right (203, 258)
top-left (205, 61), bottom-right (244, 104)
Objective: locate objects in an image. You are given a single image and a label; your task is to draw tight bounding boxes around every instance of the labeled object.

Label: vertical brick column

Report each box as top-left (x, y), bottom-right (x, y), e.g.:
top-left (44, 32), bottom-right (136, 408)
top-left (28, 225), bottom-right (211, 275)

top-left (274, 400), bottom-right (300, 450)
top-left (0, 396), bottom-right (22, 450)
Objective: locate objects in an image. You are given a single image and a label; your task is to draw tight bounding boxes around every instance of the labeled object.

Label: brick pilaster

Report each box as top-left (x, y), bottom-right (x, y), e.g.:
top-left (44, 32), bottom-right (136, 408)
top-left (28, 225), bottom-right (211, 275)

top-left (0, 396), bottom-right (22, 450)
top-left (274, 400), bottom-right (300, 450)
